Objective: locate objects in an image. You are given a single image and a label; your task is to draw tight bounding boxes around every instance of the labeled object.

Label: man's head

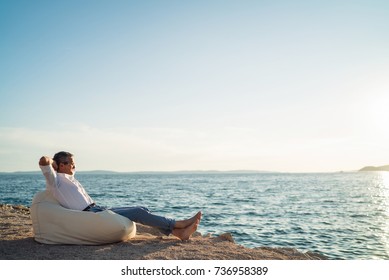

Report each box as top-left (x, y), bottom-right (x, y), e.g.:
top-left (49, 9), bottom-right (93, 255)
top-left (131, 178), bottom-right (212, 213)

top-left (53, 151), bottom-right (76, 175)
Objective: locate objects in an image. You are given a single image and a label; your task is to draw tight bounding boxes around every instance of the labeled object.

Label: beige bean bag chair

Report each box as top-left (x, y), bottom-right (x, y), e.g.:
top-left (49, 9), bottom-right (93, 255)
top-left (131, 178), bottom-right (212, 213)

top-left (30, 191), bottom-right (136, 245)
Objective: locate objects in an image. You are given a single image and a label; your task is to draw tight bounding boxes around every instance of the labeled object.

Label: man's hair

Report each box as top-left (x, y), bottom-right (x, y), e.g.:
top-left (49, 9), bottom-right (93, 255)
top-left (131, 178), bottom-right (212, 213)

top-left (53, 151), bottom-right (74, 166)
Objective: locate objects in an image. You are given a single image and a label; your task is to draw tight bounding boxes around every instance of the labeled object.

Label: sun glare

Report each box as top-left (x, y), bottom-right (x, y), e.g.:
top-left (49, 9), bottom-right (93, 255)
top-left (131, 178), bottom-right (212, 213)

top-left (368, 93), bottom-right (389, 138)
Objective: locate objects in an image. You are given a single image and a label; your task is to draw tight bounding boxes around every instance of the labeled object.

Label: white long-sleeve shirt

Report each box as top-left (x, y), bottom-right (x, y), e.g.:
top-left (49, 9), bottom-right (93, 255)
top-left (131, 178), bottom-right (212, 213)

top-left (39, 164), bottom-right (94, 211)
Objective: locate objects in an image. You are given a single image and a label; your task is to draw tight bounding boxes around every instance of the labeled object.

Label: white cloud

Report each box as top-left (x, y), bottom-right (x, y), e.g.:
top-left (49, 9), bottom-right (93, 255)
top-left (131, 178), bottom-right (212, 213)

top-left (1, 120), bottom-right (388, 172)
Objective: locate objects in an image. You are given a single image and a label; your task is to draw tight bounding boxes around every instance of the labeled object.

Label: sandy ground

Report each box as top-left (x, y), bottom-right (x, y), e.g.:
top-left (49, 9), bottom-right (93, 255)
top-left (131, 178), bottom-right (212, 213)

top-left (0, 204), bottom-right (326, 260)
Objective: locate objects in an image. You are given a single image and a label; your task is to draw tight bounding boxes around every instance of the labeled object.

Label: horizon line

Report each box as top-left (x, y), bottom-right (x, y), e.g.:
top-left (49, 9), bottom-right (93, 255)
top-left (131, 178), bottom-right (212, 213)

top-left (0, 169), bottom-right (360, 174)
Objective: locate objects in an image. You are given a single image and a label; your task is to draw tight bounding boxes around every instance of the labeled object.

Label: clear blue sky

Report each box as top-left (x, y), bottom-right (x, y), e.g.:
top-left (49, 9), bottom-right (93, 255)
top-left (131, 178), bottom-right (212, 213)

top-left (1, 0), bottom-right (389, 172)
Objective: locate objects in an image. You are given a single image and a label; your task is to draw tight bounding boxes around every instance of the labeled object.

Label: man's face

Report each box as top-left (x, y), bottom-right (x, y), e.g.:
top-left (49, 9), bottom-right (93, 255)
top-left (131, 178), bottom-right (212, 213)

top-left (59, 156), bottom-right (76, 175)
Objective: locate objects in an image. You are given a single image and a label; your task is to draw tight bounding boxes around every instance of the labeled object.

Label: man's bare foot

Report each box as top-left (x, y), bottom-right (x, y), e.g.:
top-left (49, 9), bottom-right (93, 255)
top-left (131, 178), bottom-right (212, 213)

top-left (174, 211), bottom-right (202, 229)
top-left (172, 219), bottom-right (199, 241)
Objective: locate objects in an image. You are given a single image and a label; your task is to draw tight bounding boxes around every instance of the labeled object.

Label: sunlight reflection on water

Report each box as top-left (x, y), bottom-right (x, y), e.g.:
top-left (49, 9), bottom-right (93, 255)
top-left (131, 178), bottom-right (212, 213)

top-left (377, 172), bottom-right (389, 257)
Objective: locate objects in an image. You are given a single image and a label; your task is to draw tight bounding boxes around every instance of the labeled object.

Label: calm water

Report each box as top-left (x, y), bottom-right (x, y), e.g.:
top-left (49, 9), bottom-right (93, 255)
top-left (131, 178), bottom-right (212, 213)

top-left (1, 171), bottom-right (389, 260)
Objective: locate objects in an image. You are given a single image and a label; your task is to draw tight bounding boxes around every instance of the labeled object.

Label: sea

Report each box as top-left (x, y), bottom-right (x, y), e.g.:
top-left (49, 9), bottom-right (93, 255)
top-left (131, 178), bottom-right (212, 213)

top-left (1, 171), bottom-right (389, 260)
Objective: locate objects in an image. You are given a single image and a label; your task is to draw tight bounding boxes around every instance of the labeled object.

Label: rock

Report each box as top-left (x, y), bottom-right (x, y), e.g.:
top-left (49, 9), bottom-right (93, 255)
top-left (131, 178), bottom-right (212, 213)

top-left (216, 232), bottom-right (235, 243)
top-left (192, 231), bottom-right (202, 237)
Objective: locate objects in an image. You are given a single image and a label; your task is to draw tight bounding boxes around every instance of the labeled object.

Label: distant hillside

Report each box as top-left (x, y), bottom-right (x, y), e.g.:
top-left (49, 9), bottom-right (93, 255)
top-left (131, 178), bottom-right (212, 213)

top-left (78, 170), bottom-right (119, 174)
top-left (359, 165), bottom-right (389, 171)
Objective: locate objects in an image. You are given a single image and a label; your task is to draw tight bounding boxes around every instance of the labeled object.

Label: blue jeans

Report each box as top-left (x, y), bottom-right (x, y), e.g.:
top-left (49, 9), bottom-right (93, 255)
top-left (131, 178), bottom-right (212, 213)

top-left (86, 205), bottom-right (176, 235)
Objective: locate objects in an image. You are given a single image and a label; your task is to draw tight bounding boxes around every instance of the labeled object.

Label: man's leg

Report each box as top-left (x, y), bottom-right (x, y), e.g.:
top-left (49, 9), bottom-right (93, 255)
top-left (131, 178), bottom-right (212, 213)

top-left (109, 207), bottom-right (201, 240)
top-left (109, 206), bottom-right (175, 235)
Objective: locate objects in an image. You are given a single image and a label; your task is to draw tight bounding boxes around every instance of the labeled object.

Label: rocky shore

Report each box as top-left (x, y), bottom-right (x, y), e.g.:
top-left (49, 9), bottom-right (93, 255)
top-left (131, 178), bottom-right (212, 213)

top-left (0, 204), bottom-right (326, 260)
